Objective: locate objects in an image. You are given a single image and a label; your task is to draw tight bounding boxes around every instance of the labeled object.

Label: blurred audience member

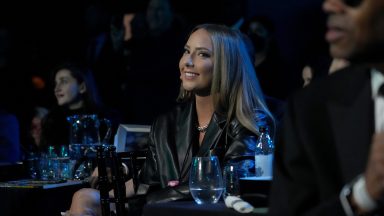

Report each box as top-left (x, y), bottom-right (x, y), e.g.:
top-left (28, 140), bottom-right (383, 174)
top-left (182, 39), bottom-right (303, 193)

top-left (301, 53), bottom-right (333, 87)
top-left (240, 17), bottom-right (270, 68)
top-left (29, 106), bottom-right (49, 151)
top-left (301, 57), bottom-right (348, 87)
top-left (123, 0), bottom-right (188, 124)
top-left (85, 0), bottom-right (188, 124)
top-left (239, 16), bottom-right (287, 100)
top-left (0, 108), bottom-right (20, 164)
top-left (40, 62), bottom-right (119, 151)
top-left (301, 65), bottom-right (313, 87)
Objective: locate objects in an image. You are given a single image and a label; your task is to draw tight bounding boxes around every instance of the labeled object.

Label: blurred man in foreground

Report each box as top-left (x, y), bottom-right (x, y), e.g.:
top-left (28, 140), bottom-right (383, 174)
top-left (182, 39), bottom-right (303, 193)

top-left (269, 0), bottom-right (384, 215)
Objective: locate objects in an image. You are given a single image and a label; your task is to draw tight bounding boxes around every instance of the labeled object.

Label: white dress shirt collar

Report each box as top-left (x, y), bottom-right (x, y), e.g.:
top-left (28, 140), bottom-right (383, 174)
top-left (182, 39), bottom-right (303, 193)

top-left (371, 68), bottom-right (384, 132)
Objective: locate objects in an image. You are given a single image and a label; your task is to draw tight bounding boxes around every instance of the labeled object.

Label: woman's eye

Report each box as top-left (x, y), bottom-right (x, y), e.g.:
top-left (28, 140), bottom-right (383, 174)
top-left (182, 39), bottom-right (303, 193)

top-left (199, 52), bottom-right (210, 58)
top-left (183, 48), bottom-right (190, 54)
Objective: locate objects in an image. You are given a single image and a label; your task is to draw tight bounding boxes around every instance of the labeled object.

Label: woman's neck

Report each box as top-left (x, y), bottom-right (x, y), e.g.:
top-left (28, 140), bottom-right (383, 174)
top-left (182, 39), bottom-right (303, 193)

top-left (68, 100), bottom-right (84, 111)
top-left (195, 95), bottom-right (214, 127)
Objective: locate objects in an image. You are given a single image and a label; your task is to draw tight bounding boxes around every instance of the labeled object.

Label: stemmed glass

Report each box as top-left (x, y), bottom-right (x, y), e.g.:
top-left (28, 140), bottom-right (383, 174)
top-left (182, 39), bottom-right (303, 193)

top-left (189, 156), bottom-right (224, 204)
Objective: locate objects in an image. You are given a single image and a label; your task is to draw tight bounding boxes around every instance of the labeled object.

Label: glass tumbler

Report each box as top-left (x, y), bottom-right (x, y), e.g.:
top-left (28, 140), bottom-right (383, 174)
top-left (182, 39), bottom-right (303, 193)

top-left (189, 156), bottom-right (224, 204)
top-left (223, 163), bottom-right (240, 198)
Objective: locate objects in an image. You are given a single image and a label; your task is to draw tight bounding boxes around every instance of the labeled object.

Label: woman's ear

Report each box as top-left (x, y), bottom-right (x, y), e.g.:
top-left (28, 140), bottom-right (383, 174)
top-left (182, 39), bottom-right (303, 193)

top-left (79, 82), bottom-right (87, 94)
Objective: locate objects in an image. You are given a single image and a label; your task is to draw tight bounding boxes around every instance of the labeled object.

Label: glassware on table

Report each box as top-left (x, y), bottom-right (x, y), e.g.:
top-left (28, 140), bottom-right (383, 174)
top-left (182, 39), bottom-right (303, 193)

top-left (67, 114), bottom-right (112, 180)
top-left (223, 162), bottom-right (240, 198)
top-left (56, 145), bottom-right (73, 180)
top-left (26, 152), bottom-right (39, 179)
top-left (67, 114), bottom-right (112, 149)
top-left (36, 145), bottom-right (72, 181)
top-left (189, 156), bottom-right (224, 204)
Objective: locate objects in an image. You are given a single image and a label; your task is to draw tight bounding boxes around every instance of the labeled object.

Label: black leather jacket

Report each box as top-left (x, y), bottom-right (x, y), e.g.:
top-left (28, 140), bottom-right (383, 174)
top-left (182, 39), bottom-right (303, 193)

top-left (139, 100), bottom-right (257, 193)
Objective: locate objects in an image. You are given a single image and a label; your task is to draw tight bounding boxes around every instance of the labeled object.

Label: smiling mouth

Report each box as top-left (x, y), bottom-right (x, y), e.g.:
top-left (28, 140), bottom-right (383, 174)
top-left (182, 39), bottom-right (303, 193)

top-left (185, 72), bottom-right (199, 77)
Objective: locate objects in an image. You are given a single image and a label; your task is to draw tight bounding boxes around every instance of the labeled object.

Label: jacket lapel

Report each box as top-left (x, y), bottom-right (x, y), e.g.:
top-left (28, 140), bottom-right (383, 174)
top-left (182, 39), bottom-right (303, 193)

top-left (197, 113), bottom-right (227, 156)
top-left (327, 67), bottom-right (373, 181)
top-left (175, 101), bottom-right (195, 176)
top-left (174, 100), bottom-right (227, 179)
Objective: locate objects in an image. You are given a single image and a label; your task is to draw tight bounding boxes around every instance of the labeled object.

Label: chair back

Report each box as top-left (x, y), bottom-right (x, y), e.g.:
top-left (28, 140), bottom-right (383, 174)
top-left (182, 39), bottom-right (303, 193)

top-left (96, 145), bottom-right (148, 216)
top-left (96, 145), bottom-right (127, 216)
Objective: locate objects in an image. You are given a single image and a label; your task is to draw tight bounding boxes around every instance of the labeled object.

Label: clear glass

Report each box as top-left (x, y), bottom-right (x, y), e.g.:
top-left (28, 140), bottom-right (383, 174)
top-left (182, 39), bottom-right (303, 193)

top-left (223, 163), bottom-right (240, 198)
top-left (189, 156), bottom-right (224, 204)
top-left (67, 114), bottom-right (112, 148)
top-left (26, 152), bottom-right (39, 179)
top-left (67, 114), bottom-right (111, 180)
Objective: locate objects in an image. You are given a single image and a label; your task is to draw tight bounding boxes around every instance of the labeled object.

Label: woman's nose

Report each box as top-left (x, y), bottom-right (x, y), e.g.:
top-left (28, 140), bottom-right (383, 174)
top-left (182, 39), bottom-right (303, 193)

top-left (54, 84), bottom-right (60, 92)
top-left (185, 57), bottom-right (194, 67)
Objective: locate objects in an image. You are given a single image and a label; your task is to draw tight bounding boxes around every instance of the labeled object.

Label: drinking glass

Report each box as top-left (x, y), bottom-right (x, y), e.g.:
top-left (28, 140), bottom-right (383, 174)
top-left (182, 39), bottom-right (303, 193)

top-left (189, 156), bottom-right (224, 204)
top-left (26, 152), bottom-right (39, 179)
top-left (223, 162), bottom-right (240, 198)
top-left (67, 114), bottom-right (111, 180)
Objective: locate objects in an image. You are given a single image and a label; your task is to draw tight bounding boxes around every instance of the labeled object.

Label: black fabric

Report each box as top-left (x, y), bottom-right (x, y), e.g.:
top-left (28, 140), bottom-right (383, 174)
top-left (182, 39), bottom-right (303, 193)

top-left (145, 182), bottom-right (192, 204)
top-left (268, 64), bottom-right (383, 215)
top-left (142, 201), bottom-right (264, 216)
top-left (378, 83), bottom-right (384, 96)
top-left (138, 99), bottom-right (258, 201)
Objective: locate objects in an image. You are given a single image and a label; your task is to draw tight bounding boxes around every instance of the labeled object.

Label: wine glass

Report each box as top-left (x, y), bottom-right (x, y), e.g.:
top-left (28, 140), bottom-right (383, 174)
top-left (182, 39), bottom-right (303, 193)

top-left (189, 156), bottom-right (224, 204)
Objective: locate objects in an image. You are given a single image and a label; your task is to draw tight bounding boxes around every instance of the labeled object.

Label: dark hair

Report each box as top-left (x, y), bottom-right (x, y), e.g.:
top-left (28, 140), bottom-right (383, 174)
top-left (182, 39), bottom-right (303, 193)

top-left (51, 62), bottom-right (103, 111)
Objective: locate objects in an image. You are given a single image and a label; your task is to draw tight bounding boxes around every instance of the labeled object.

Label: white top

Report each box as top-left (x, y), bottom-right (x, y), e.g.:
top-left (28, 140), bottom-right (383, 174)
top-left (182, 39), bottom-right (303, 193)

top-left (371, 68), bottom-right (384, 132)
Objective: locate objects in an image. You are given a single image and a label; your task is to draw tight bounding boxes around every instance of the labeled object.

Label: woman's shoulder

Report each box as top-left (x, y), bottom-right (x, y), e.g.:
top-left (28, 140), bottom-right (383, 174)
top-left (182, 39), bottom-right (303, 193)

top-left (227, 118), bottom-right (257, 139)
top-left (149, 101), bottom-right (193, 136)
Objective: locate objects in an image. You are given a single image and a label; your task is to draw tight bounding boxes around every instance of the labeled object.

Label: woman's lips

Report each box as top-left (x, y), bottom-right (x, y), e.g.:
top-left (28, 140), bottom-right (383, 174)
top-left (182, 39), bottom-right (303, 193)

top-left (182, 72), bottom-right (199, 80)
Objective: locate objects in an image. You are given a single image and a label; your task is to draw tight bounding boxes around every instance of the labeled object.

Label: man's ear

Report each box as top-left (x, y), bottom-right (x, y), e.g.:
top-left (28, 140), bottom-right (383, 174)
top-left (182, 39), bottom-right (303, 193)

top-left (79, 82), bottom-right (87, 94)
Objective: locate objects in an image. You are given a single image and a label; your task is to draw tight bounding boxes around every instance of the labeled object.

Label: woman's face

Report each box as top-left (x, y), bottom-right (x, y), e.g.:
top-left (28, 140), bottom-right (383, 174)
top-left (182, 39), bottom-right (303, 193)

top-left (54, 69), bottom-right (85, 109)
top-left (30, 116), bottom-right (42, 146)
top-left (179, 28), bottom-right (214, 95)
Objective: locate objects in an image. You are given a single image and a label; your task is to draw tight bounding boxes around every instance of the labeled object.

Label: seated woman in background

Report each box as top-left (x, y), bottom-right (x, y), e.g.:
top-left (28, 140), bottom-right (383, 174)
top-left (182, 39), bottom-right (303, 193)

top-left (28, 106), bottom-right (49, 152)
top-left (67, 23), bottom-right (274, 216)
top-left (40, 62), bottom-right (118, 151)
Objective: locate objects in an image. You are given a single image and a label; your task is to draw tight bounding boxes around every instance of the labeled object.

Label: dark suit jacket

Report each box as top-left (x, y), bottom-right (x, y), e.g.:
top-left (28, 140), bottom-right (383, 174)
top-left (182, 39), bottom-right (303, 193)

top-left (139, 99), bottom-right (257, 192)
top-left (268, 65), bottom-right (382, 215)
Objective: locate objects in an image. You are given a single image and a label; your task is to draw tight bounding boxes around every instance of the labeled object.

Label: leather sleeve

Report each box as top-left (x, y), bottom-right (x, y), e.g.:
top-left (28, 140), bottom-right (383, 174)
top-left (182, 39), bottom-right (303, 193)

top-left (223, 119), bottom-right (257, 161)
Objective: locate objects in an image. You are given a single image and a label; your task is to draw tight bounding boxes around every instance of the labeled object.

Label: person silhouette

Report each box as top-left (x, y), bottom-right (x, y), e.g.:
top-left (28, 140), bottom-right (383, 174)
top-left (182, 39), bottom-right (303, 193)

top-left (269, 0), bottom-right (384, 215)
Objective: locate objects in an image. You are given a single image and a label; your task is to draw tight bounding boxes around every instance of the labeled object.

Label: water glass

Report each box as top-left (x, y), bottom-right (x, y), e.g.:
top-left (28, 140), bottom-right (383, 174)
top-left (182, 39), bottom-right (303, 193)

top-left (223, 163), bottom-right (240, 198)
top-left (26, 152), bottom-right (39, 179)
top-left (189, 156), bottom-right (224, 204)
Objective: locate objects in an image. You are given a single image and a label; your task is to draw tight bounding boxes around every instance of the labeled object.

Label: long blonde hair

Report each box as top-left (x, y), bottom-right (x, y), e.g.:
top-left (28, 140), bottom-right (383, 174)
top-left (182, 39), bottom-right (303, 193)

top-left (177, 24), bottom-right (274, 135)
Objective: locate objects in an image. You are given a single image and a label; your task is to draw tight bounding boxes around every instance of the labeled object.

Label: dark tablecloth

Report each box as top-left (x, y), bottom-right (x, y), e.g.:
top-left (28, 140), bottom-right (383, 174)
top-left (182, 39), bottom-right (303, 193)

top-left (0, 179), bottom-right (88, 216)
top-left (142, 201), bottom-right (267, 216)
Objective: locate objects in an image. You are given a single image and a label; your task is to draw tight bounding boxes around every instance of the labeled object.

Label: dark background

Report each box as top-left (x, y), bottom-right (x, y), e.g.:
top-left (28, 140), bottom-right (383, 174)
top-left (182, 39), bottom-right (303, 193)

top-left (0, 0), bottom-right (329, 132)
